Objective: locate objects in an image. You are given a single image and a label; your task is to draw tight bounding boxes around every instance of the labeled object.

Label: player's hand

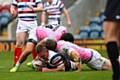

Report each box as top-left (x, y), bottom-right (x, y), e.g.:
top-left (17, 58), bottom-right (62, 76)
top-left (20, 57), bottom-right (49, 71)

top-left (67, 21), bottom-right (72, 27)
top-left (57, 64), bottom-right (65, 71)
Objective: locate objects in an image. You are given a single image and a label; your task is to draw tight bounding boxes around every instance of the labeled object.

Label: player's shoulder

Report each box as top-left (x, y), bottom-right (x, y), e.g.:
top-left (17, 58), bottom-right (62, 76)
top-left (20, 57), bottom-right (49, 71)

top-left (58, 40), bottom-right (65, 43)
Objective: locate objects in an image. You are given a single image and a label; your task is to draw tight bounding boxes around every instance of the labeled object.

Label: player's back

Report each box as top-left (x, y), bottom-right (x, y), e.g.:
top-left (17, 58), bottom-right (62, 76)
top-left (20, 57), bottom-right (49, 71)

top-left (54, 26), bottom-right (67, 41)
top-left (36, 27), bottom-right (55, 39)
top-left (57, 40), bottom-right (93, 63)
top-left (36, 26), bottom-right (67, 41)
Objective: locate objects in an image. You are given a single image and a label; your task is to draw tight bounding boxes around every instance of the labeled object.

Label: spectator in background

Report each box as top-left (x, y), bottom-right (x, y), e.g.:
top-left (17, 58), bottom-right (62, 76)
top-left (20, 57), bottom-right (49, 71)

top-left (0, 3), bottom-right (13, 34)
top-left (41, 0), bottom-right (72, 27)
top-left (103, 0), bottom-right (120, 80)
top-left (10, 0), bottom-right (44, 65)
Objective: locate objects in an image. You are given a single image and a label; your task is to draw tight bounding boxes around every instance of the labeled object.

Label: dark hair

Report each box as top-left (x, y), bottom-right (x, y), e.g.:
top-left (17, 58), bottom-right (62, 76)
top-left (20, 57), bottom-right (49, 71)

top-left (60, 33), bottom-right (74, 43)
top-left (45, 39), bottom-right (57, 51)
top-left (36, 45), bottom-right (44, 54)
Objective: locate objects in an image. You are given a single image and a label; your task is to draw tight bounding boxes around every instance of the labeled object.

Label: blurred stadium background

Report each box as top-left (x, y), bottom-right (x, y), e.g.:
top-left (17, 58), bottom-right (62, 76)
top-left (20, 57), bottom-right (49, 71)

top-left (0, 0), bottom-right (113, 80)
top-left (0, 0), bottom-right (107, 51)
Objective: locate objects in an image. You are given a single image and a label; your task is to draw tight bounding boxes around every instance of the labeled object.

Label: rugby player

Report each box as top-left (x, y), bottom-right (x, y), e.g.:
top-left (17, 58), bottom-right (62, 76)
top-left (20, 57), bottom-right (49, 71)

top-left (45, 39), bottom-right (120, 70)
top-left (10, 25), bottom-right (67, 72)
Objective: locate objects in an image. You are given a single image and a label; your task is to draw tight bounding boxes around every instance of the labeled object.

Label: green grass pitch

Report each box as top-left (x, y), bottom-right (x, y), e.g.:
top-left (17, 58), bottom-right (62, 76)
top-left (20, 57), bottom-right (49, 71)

top-left (0, 50), bottom-right (112, 80)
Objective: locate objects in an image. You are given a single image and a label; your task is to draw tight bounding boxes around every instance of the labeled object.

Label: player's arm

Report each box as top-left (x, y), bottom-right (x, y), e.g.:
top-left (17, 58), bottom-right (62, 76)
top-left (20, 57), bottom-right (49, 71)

top-left (36, 38), bottom-right (50, 54)
top-left (68, 48), bottom-right (81, 71)
top-left (37, 38), bottom-right (48, 47)
top-left (41, 64), bottom-right (65, 72)
top-left (41, 11), bottom-right (46, 26)
top-left (59, 0), bottom-right (71, 26)
top-left (41, 67), bottom-right (64, 72)
top-left (29, 1), bottom-right (44, 12)
top-left (10, 0), bottom-right (18, 17)
top-left (74, 62), bottom-right (81, 72)
top-left (68, 48), bottom-right (80, 62)
top-left (37, 37), bottom-right (55, 47)
top-left (63, 7), bottom-right (72, 26)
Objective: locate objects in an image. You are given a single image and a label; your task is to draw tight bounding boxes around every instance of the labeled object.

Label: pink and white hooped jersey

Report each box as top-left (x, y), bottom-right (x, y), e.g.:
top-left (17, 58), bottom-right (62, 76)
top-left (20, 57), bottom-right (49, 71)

top-left (36, 26), bottom-right (67, 41)
top-left (56, 40), bottom-right (93, 63)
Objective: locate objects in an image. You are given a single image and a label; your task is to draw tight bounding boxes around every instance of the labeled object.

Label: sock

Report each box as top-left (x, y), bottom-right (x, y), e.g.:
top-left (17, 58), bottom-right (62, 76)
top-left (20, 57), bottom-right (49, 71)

top-left (119, 56), bottom-right (120, 62)
top-left (32, 49), bottom-right (37, 59)
top-left (14, 48), bottom-right (22, 65)
top-left (106, 42), bottom-right (120, 80)
top-left (16, 61), bottom-right (21, 68)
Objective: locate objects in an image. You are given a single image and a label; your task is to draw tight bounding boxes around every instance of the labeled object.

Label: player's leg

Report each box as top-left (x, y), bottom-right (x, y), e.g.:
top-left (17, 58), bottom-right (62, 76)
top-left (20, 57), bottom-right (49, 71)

top-left (101, 57), bottom-right (112, 70)
top-left (19, 42), bottom-right (36, 63)
top-left (103, 21), bottom-right (120, 80)
top-left (28, 21), bottom-right (38, 59)
top-left (14, 20), bottom-right (28, 65)
top-left (26, 25), bottom-right (38, 67)
top-left (14, 31), bottom-right (27, 65)
top-left (10, 42), bottom-right (36, 72)
top-left (86, 49), bottom-right (106, 70)
top-left (10, 27), bottom-right (38, 72)
top-left (102, 55), bottom-right (120, 70)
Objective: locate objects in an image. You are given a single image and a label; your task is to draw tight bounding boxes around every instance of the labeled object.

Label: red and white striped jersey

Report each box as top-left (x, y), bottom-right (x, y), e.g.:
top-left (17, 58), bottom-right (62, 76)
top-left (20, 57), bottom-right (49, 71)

top-left (11, 0), bottom-right (42, 20)
top-left (44, 0), bottom-right (64, 24)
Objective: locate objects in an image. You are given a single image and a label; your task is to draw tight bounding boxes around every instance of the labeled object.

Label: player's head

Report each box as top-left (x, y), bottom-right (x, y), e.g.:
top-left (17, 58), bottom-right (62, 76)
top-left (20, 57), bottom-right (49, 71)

top-left (36, 45), bottom-right (44, 53)
top-left (36, 45), bottom-right (48, 59)
top-left (45, 39), bottom-right (57, 51)
top-left (60, 33), bottom-right (74, 43)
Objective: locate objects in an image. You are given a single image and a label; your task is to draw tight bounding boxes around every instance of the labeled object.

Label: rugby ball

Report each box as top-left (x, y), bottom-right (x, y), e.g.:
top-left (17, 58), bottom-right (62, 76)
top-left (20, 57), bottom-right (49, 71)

top-left (32, 60), bottom-right (43, 71)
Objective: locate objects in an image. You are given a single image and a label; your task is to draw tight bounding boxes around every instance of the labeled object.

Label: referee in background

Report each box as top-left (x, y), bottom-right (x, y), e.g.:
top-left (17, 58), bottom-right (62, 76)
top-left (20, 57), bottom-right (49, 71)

top-left (103, 0), bottom-right (120, 80)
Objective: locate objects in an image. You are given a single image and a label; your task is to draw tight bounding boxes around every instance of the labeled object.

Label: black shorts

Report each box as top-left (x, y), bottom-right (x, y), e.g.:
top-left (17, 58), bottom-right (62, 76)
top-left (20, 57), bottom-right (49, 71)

top-left (104, 0), bottom-right (120, 21)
